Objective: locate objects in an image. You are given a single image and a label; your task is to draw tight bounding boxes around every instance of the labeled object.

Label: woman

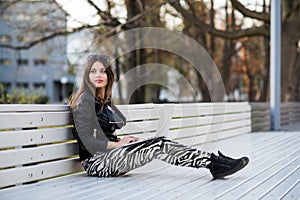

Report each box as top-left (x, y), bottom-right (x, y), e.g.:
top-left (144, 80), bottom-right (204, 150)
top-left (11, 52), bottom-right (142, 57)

top-left (69, 54), bottom-right (249, 179)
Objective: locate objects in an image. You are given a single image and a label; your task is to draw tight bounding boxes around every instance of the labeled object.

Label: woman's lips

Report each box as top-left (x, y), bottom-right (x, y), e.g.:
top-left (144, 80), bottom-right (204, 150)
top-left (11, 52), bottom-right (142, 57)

top-left (96, 80), bottom-right (103, 83)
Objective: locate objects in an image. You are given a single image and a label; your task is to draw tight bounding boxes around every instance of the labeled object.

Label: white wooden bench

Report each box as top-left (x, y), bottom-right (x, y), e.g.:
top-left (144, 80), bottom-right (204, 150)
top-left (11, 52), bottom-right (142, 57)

top-left (0, 103), bottom-right (251, 194)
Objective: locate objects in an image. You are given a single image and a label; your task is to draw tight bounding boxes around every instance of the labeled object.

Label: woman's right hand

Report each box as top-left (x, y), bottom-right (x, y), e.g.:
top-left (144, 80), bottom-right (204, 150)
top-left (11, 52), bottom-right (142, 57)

top-left (107, 136), bottom-right (139, 149)
top-left (118, 136), bottom-right (139, 146)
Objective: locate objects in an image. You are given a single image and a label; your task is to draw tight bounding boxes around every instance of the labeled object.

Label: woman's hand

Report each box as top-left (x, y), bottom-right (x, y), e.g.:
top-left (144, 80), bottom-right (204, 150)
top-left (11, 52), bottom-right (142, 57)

top-left (120, 136), bottom-right (139, 145)
top-left (107, 136), bottom-right (139, 149)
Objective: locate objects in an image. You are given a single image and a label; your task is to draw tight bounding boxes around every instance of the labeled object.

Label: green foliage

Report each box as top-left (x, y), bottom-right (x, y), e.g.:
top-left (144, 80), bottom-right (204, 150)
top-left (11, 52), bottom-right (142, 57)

top-left (0, 84), bottom-right (49, 104)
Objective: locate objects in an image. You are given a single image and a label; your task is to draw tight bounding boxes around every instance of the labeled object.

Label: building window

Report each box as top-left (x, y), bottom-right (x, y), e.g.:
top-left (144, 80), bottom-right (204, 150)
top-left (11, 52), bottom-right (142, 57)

top-left (34, 83), bottom-right (45, 89)
top-left (17, 59), bottom-right (28, 66)
top-left (0, 35), bottom-right (12, 43)
top-left (16, 83), bottom-right (28, 89)
top-left (0, 82), bottom-right (11, 89)
top-left (0, 58), bottom-right (12, 66)
top-left (34, 59), bottom-right (47, 66)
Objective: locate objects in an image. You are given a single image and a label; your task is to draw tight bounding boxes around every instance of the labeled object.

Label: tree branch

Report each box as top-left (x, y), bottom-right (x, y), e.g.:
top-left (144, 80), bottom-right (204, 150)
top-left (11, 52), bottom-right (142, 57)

top-left (50, 0), bottom-right (70, 17)
top-left (0, 24), bottom-right (103, 50)
top-left (170, 0), bottom-right (269, 39)
top-left (230, 0), bottom-right (270, 23)
top-left (86, 0), bottom-right (121, 26)
top-left (0, 0), bottom-right (173, 50)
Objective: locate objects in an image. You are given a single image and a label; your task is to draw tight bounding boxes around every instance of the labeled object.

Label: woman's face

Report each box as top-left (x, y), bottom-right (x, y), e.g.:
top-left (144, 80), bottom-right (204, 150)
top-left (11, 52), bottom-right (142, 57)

top-left (89, 61), bottom-right (108, 89)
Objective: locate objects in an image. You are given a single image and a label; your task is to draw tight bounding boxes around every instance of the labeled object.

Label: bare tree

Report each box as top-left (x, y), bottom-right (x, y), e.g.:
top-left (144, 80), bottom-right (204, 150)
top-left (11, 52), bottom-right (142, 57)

top-left (1, 0), bottom-right (299, 102)
top-left (170, 0), bottom-right (300, 101)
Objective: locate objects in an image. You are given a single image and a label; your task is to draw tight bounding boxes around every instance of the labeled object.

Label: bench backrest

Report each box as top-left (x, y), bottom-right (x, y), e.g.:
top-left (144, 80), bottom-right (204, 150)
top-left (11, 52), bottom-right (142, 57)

top-left (117, 103), bottom-right (252, 146)
top-left (167, 103), bottom-right (251, 146)
top-left (0, 105), bottom-right (77, 188)
top-left (0, 103), bottom-right (252, 188)
top-left (0, 104), bottom-right (163, 188)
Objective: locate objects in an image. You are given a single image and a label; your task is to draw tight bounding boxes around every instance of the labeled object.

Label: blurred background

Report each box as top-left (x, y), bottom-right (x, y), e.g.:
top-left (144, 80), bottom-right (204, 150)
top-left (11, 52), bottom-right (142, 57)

top-left (0, 0), bottom-right (299, 104)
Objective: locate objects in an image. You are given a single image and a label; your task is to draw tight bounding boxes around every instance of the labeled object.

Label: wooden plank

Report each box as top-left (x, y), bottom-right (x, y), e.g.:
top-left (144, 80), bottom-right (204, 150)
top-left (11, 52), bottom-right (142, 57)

top-left (252, 118), bottom-right (270, 124)
top-left (173, 126), bottom-right (251, 146)
top-left (0, 104), bottom-right (69, 112)
top-left (91, 168), bottom-right (199, 200)
top-left (241, 164), bottom-right (300, 199)
top-left (251, 111), bottom-right (270, 118)
top-left (250, 103), bottom-right (270, 110)
top-left (279, 179), bottom-right (300, 200)
top-left (116, 103), bottom-right (155, 110)
top-left (169, 112), bottom-right (250, 129)
top-left (0, 158), bottom-right (82, 188)
top-left (172, 106), bottom-right (250, 118)
top-left (115, 120), bottom-right (159, 134)
top-left (216, 152), bottom-right (300, 200)
top-left (174, 102), bottom-right (249, 108)
top-left (252, 123), bottom-right (270, 132)
top-left (0, 173), bottom-right (87, 198)
top-left (0, 142), bottom-right (78, 168)
top-left (192, 133), bottom-right (299, 199)
top-left (120, 108), bottom-right (161, 121)
top-left (0, 111), bottom-right (71, 129)
top-left (0, 127), bottom-right (73, 148)
top-left (168, 119), bottom-right (251, 139)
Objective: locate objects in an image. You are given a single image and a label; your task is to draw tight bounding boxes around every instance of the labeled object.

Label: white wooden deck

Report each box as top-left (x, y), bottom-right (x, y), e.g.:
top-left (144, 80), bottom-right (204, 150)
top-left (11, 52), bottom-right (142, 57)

top-left (1, 124), bottom-right (299, 200)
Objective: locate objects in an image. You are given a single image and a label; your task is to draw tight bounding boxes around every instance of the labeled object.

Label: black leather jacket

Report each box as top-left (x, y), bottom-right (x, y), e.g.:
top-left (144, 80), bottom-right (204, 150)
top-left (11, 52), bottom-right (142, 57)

top-left (71, 92), bottom-right (125, 161)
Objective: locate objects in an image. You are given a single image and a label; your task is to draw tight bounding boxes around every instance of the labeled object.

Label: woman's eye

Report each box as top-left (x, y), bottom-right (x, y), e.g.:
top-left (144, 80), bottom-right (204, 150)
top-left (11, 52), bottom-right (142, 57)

top-left (90, 70), bottom-right (96, 74)
top-left (100, 69), bottom-right (106, 73)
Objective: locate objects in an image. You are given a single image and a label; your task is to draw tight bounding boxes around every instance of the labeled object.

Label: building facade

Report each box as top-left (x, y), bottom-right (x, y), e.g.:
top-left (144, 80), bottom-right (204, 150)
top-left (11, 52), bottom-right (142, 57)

top-left (0, 0), bottom-right (73, 103)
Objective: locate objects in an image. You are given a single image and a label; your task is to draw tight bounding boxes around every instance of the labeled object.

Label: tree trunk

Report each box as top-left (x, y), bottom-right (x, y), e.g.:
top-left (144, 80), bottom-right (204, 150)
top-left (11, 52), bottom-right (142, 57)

top-left (281, 1), bottom-right (300, 102)
top-left (125, 0), bottom-right (146, 104)
top-left (260, 35), bottom-right (270, 102)
top-left (221, 1), bottom-right (235, 97)
top-left (197, 73), bottom-right (211, 102)
top-left (210, 0), bottom-right (215, 59)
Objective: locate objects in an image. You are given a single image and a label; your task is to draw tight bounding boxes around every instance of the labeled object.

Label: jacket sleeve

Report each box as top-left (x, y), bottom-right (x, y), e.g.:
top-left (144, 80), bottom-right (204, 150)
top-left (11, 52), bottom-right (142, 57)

top-left (72, 95), bottom-right (109, 154)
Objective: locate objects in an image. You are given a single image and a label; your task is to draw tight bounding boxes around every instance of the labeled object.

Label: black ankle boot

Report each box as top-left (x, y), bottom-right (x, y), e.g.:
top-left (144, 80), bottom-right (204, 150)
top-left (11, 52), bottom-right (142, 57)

top-left (207, 151), bottom-right (249, 179)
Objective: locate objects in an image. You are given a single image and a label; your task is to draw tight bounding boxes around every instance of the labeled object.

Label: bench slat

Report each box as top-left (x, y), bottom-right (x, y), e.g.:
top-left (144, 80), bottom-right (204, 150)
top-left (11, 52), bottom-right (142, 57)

top-left (170, 112), bottom-right (250, 129)
top-left (174, 102), bottom-right (249, 107)
top-left (175, 126), bottom-right (251, 146)
top-left (0, 158), bottom-right (82, 188)
top-left (168, 119), bottom-right (251, 139)
top-left (0, 142), bottom-right (78, 168)
top-left (0, 112), bottom-right (70, 129)
top-left (120, 109), bottom-right (161, 121)
top-left (172, 106), bottom-right (250, 117)
top-left (0, 105), bottom-right (69, 112)
top-left (117, 103), bottom-right (155, 110)
top-left (0, 127), bottom-right (73, 148)
top-left (115, 120), bottom-right (159, 135)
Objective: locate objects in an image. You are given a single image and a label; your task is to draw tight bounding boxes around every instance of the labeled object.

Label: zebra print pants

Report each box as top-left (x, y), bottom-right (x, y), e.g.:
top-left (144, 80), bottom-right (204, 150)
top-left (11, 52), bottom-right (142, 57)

top-left (82, 136), bottom-right (211, 177)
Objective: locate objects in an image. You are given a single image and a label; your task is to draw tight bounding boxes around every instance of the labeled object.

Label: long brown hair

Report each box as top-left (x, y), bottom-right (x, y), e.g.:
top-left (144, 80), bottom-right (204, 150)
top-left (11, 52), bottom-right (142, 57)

top-left (69, 54), bottom-right (114, 110)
